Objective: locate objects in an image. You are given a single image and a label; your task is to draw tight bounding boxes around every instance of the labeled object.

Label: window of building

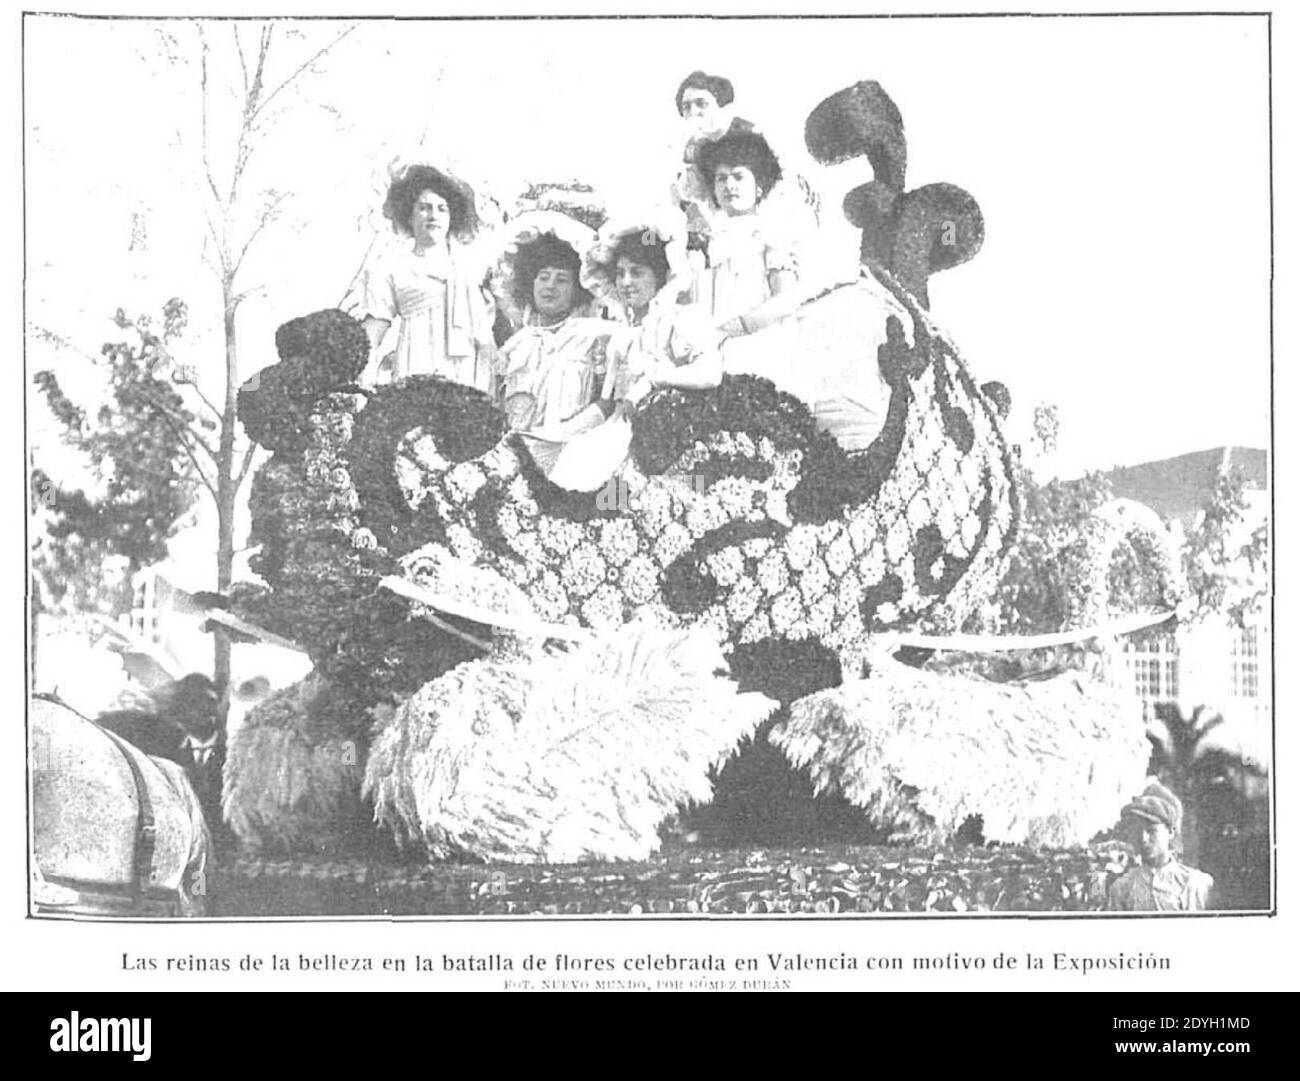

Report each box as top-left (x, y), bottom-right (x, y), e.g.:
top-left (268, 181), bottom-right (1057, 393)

top-left (1230, 625), bottom-right (1261, 699)
top-left (1124, 632), bottom-right (1180, 719)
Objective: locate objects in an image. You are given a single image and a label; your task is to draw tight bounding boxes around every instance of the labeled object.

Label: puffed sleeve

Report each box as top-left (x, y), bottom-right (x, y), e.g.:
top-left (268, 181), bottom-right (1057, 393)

top-left (352, 249), bottom-right (400, 324)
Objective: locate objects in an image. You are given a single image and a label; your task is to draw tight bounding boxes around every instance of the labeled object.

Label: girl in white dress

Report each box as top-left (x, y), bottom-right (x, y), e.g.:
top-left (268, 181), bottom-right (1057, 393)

top-left (351, 164), bottom-right (497, 393)
top-left (690, 123), bottom-right (805, 391)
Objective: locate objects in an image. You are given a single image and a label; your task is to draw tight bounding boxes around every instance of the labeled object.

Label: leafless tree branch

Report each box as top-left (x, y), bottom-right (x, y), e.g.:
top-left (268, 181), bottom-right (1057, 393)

top-left (198, 27), bottom-right (226, 213)
top-left (249, 25), bottom-right (355, 127)
top-left (233, 23), bottom-right (249, 98)
top-left (28, 324), bottom-right (102, 367)
top-left (336, 234), bottom-right (378, 309)
top-left (143, 392), bottom-right (220, 465)
top-left (232, 189), bottom-right (290, 277)
top-left (167, 428), bottom-right (220, 502)
top-left (200, 204), bottom-right (229, 277)
top-left (230, 285), bottom-right (268, 312)
top-left (227, 26), bottom-right (271, 206)
top-left (184, 383), bottom-right (226, 426)
top-left (234, 441), bottom-right (260, 492)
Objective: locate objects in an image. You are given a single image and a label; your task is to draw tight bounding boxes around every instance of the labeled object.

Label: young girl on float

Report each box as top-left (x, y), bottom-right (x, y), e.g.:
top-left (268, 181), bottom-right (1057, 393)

top-left (541, 214), bottom-right (721, 492)
top-left (690, 122), bottom-right (806, 391)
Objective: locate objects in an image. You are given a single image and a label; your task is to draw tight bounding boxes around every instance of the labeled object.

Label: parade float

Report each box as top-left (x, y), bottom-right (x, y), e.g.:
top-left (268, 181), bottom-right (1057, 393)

top-left (217, 82), bottom-right (1179, 908)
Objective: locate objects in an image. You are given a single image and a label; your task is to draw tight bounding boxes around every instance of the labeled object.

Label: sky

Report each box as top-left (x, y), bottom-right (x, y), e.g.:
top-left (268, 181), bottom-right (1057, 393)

top-left (23, 13), bottom-right (1271, 484)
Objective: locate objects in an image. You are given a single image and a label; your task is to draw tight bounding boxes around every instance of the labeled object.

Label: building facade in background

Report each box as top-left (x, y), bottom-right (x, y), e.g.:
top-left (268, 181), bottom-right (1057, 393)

top-left (1108, 447), bottom-right (1269, 765)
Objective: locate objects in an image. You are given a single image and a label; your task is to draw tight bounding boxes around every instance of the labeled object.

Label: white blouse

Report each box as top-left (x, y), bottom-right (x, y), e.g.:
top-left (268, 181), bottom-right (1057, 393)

top-left (498, 314), bottom-right (611, 430)
top-left (354, 241), bottom-right (497, 393)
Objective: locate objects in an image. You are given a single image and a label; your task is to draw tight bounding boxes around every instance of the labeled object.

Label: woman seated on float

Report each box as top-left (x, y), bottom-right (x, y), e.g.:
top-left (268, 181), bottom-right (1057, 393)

top-left (350, 163), bottom-right (497, 393)
top-left (491, 212), bottom-right (612, 434)
top-left (540, 216), bottom-right (720, 492)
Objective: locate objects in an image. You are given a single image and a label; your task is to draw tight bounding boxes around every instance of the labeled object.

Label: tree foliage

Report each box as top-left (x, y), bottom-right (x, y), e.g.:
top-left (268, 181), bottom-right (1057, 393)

top-left (33, 300), bottom-right (201, 614)
top-left (972, 404), bottom-right (1120, 636)
top-left (32, 23), bottom-right (363, 695)
top-left (1183, 466), bottom-right (1268, 627)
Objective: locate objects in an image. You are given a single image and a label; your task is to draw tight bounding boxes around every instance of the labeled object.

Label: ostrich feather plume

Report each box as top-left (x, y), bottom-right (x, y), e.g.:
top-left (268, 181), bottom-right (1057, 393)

top-left (365, 622), bottom-right (776, 863)
top-left (772, 655), bottom-right (1150, 847)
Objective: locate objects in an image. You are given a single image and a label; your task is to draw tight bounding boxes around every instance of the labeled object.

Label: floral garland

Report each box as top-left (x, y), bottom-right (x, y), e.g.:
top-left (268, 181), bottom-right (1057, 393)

top-left (506, 432), bottom-right (622, 524)
top-left (237, 309), bottom-right (369, 459)
top-left (385, 320), bottom-right (1018, 657)
top-left (344, 375), bottom-right (507, 555)
top-left (238, 390), bottom-right (380, 662)
top-left (1075, 498), bottom-right (1188, 627)
top-left (630, 376), bottom-right (813, 476)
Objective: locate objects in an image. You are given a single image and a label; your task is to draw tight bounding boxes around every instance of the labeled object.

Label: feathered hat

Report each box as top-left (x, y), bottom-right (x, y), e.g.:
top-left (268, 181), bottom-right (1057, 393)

top-left (491, 210), bottom-right (600, 325)
top-left (580, 208), bottom-right (692, 307)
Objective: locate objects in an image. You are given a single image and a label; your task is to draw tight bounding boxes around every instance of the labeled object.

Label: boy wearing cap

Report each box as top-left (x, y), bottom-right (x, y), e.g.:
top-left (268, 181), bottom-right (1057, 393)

top-left (1106, 781), bottom-right (1214, 911)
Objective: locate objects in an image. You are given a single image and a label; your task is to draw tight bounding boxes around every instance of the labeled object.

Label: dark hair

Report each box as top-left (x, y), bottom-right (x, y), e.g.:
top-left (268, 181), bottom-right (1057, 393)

top-left (382, 164), bottom-right (479, 242)
top-left (512, 233), bottom-right (591, 312)
top-left (609, 231), bottom-right (671, 293)
top-left (676, 70), bottom-right (735, 114)
top-left (696, 124), bottom-right (783, 206)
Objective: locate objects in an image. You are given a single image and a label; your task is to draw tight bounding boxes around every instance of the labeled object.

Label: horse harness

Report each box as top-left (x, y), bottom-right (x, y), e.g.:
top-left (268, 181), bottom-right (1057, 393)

top-left (32, 693), bottom-right (189, 917)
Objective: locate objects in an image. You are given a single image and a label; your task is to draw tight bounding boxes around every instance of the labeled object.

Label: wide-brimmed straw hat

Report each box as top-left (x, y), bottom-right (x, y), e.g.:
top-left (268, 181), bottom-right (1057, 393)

top-left (579, 208), bottom-right (692, 307)
top-left (491, 210), bottom-right (599, 323)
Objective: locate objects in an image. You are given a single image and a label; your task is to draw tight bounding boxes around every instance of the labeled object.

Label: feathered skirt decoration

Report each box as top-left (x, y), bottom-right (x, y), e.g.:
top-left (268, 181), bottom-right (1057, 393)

top-left (770, 655), bottom-right (1150, 847)
top-left (223, 678), bottom-right (364, 854)
top-left (364, 621), bottom-right (777, 863)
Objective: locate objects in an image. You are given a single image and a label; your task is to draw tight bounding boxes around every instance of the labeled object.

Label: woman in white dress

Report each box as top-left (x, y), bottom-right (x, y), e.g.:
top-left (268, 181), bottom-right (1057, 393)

top-left (491, 211), bottom-right (612, 436)
top-left (352, 164), bottom-right (497, 393)
top-left (542, 214), bottom-right (721, 492)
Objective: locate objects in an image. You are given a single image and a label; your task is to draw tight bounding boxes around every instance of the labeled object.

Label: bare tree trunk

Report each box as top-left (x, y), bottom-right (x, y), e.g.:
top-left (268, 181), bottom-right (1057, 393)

top-left (213, 279), bottom-right (239, 712)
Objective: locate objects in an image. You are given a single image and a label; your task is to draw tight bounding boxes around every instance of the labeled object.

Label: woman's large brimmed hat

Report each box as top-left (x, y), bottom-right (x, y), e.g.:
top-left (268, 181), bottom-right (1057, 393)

top-left (491, 210), bottom-right (599, 324)
top-left (580, 209), bottom-right (692, 306)
top-left (382, 162), bottom-right (481, 242)
top-left (694, 118), bottom-right (783, 199)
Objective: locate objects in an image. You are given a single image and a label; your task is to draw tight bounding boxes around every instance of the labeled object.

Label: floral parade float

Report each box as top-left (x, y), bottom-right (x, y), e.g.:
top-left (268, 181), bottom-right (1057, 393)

top-left (221, 81), bottom-right (1168, 874)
